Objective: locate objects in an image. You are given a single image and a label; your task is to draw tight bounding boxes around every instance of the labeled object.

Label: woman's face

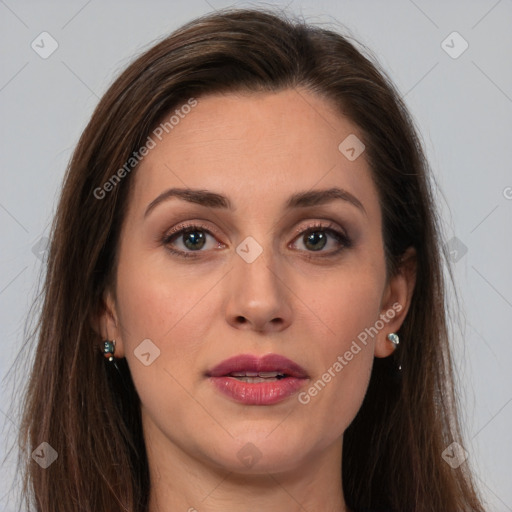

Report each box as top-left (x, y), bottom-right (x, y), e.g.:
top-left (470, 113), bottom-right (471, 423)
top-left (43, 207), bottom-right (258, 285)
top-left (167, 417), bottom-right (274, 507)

top-left (100, 88), bottom-right (413, 476)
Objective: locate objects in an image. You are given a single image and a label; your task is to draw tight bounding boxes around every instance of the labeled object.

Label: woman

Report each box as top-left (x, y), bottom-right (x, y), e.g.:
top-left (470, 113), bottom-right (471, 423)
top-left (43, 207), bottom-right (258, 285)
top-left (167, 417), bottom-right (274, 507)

top-left (14, 7), bottom-right (486, 512)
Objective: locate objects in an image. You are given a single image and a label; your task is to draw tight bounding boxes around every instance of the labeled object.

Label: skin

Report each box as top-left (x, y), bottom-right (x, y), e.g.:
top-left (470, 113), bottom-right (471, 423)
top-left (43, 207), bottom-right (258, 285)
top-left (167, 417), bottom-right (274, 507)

top-left (97, 88), bottom-right (416, 512)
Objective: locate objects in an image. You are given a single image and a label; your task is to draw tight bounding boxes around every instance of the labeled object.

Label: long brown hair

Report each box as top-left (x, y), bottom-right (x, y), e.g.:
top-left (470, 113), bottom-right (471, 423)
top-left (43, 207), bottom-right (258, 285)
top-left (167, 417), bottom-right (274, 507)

top-left (9, 7), bottom-right (485, 511)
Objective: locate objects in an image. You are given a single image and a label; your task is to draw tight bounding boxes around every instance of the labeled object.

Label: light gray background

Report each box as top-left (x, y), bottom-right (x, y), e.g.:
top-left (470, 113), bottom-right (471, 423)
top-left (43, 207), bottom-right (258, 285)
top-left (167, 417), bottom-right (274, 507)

top-left (1, 0), bottom-right (511, 510)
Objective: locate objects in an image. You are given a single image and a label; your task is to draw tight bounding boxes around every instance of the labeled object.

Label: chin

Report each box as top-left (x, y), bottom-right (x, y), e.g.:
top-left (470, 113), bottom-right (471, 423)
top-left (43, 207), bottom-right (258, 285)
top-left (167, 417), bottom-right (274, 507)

top-left (202, 432), bottom-right (311, 475)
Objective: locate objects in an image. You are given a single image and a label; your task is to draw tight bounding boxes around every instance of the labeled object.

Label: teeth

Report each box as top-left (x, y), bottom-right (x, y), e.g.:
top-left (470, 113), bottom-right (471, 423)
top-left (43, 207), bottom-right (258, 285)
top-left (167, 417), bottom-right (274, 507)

top-left (228, 371), bottom-right (287, 379)
top-left (233, 376), bottom-right (279, 383)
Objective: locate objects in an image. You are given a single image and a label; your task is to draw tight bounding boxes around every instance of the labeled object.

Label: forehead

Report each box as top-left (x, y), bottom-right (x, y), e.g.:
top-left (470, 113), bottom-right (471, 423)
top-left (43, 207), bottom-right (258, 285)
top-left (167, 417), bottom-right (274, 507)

top-left (128, 88), bottom-right (379, 218)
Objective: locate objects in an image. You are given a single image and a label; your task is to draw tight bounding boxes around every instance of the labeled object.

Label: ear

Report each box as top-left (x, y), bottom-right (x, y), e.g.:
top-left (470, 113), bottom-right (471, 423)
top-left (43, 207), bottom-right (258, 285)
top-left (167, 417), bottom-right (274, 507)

top-left (374, 247), bottom-right (417, 358)
top-left (89, 287), bottom-right (125, 358)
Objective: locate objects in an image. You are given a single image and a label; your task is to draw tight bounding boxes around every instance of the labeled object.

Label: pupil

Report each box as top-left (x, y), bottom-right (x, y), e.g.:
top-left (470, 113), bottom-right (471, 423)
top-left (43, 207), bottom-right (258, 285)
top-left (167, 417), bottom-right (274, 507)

top-left (305, 231), bottom-right (326, 251)
top-left (184, 231), bottom-right (205, 250)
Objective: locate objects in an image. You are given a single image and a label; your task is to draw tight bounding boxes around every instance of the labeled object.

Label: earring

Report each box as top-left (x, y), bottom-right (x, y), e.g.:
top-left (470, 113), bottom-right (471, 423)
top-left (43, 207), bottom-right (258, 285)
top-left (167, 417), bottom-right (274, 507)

top-left (387, 333), bottom-right (399, 347)
top-left (102, 339), bottom-right (127, 386)
top-left (387, 333), bottom-right (402, 375)
top-left (103, 339), bottom-right (116, 362)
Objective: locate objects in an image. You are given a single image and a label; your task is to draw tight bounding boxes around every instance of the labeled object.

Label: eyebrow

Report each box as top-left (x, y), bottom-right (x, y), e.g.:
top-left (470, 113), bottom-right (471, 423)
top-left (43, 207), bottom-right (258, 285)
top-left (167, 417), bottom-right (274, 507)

top-left (144, 186), bottom-right (366, 218)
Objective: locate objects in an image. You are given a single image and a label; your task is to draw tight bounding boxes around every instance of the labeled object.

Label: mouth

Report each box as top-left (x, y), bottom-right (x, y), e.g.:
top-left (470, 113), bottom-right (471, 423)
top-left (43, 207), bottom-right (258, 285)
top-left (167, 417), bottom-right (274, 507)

top-left (206, 353), bottom-right (309, 379)
top-left (206, 353), bottom-right (309, 405)
top-left (225, 371), bottom-right (288, 383)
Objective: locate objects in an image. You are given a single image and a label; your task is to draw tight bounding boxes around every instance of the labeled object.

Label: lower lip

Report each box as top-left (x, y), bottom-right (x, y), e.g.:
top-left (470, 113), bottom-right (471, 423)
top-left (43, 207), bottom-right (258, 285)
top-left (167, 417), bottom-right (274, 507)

top-left (208, 376), bottom-right (307, 405)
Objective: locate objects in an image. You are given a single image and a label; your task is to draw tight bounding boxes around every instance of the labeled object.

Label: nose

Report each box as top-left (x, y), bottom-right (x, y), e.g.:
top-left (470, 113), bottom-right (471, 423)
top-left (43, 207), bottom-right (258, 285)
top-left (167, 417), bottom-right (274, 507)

top-left (225, 246), bottom-right (293, 333)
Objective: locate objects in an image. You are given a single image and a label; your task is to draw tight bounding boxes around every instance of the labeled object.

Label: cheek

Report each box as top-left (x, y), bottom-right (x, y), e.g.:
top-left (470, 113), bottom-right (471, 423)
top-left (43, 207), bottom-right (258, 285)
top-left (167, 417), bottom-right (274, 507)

top-left (303, 261), bottom-right (384, 345)
top-left (115, 248), bottom-right (216, 350)
top-left (294, 265), bottom-right (384, 432)
top-left (112, 260), bottom-right (212, 428)
top-left (113, 248), bottom-right (223, 408)
top-left (297, 315), bottom-right (375, 445)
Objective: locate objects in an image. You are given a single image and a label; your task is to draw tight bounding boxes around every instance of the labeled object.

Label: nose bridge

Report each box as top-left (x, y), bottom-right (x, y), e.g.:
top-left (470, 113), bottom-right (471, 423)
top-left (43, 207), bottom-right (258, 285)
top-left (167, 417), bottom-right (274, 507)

top-left (233, 235), bottom-right (281, 303)
top-left (226, 234), bottom-right (292, 331)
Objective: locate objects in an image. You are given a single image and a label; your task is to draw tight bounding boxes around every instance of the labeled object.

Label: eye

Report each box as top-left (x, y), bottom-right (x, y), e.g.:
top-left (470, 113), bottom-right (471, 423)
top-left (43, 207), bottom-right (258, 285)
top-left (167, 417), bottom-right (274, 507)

top-left (290, 222), bottom-right (351, 256)
top-left (162, 221), bottom-right (351, 259)
top-left (162, 223), bottom-right (223, 258)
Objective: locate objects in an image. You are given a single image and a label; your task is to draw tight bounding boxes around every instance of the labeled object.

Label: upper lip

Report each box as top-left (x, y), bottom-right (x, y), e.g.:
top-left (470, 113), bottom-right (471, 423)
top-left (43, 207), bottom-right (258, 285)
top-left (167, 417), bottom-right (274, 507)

top-left (206, 353), bottom-right (309, 379)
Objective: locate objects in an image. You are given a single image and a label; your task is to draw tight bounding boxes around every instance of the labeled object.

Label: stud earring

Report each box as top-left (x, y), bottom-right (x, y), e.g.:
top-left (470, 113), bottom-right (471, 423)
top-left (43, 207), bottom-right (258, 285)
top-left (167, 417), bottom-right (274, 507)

top-left (103, 339), bottom-right (116, 362)
top-left (387, 333), bottom-right (399, 347)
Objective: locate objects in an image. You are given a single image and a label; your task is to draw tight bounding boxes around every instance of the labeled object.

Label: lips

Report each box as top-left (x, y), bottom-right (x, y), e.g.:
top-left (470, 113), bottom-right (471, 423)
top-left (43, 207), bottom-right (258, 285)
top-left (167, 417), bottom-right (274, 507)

top-left (206, 353), bottom-right (309, 379)
top-left (206, 353), bottom-right (309, 405)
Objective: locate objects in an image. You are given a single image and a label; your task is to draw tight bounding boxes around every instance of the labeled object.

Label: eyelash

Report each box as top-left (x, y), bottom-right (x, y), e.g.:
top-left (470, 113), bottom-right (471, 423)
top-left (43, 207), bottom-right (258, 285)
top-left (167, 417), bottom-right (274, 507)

top-left (161, 221), bottom-right (352, 259)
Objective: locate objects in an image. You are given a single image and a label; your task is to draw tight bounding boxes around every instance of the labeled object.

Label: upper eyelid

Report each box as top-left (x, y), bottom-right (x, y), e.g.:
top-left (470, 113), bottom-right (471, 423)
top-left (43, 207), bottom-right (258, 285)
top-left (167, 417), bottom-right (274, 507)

top-left (164, 221), bottom-right (347, 246)
top-left (163, 222), bottom-right (219, 239)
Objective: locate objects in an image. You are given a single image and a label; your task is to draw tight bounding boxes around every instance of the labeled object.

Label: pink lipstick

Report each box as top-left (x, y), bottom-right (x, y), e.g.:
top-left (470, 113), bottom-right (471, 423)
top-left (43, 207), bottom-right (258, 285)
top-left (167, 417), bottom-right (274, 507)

top-left (206, 353), bottom-right (309, 405)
